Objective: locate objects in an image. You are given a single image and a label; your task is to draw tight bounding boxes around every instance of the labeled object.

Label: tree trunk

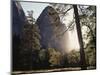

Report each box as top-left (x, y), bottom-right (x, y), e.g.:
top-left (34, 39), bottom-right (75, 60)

top-left (73, 5), bottom-right (87, 70)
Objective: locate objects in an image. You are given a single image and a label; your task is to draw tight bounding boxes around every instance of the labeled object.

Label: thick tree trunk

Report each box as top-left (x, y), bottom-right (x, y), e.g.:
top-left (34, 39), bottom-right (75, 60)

top-left (73, 5), bottom-right (87, 70)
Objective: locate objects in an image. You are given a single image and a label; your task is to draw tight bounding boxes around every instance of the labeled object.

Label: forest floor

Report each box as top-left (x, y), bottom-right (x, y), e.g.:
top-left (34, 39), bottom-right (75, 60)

top-left (12, 67), bottom-right (81, 75)
top-left (11, 66), bottom-right (96, 75)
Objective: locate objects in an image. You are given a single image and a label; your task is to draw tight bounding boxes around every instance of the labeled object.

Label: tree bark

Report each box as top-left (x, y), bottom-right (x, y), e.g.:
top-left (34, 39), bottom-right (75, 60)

top-left (73, 5), bottom-right (87, 70)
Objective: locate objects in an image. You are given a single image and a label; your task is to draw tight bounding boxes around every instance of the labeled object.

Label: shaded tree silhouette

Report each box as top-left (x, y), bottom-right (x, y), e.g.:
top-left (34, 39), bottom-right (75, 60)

top-left (73, 5), bottom-right (87, 70)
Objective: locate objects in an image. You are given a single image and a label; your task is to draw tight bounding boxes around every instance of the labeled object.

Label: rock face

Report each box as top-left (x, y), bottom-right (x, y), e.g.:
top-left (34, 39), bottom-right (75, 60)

top-left (12, 1), bottom-right (26, 37)
top-left (12, 1), bottom-right (27, 70)
top-left (36, 6), bottom-right (67, 52)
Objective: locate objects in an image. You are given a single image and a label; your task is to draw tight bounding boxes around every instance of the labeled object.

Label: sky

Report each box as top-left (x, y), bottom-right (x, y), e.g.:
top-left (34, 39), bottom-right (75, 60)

top-left (20, 1), bottom-right (80, 52)
top-left (20, 2), bottom-right (49, 20)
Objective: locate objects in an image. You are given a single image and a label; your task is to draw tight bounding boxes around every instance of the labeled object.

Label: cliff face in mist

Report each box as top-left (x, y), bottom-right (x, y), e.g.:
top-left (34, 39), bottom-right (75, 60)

top-left (36, 6), bottom-right (68, 53)
top-left (12, 1), bottom-right (27, 70)
top-left (12, 1), bottom-right (26, 37)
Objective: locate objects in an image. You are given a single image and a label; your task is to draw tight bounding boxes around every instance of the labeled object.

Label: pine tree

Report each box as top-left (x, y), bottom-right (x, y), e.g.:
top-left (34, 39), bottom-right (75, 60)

top-left (19, 23), bottom-right (41, 70)
top-left (73, 5), bottom-right (87, 70)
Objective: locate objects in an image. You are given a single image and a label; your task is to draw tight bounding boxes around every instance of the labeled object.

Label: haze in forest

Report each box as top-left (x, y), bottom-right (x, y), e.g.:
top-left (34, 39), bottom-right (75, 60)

top-left (20, 2), bottom-right (80, 53)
